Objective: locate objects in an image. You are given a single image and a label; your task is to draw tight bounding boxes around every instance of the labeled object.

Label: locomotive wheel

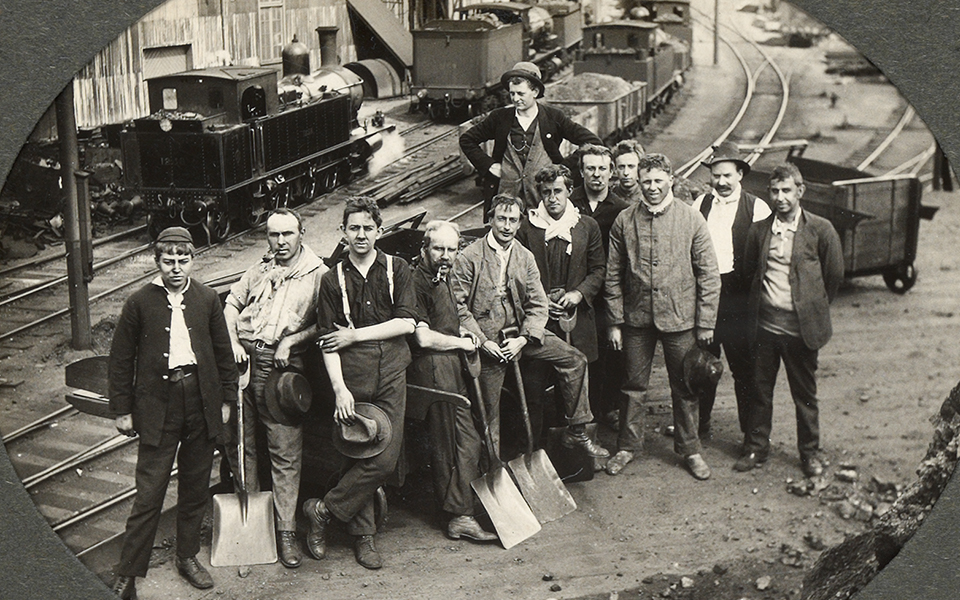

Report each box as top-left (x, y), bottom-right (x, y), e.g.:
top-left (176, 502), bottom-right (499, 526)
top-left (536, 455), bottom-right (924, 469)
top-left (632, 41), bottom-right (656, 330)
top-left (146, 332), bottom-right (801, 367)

top-left (883, 263), bottom-right (917, 293)
top-left (290, 175), bottom-right (316, 206)
top-left (203, 210), bottom-right (231, 244)
top-left (322, 168), bottom-right (340, 193)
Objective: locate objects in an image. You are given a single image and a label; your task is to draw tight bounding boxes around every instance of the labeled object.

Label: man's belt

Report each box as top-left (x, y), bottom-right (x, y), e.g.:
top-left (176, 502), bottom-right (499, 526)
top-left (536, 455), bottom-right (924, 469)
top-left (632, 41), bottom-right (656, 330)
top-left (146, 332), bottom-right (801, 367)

top-left (168, 364), bottom-right (198, 383)
top-left (253, 340), bottom-right (278, 351)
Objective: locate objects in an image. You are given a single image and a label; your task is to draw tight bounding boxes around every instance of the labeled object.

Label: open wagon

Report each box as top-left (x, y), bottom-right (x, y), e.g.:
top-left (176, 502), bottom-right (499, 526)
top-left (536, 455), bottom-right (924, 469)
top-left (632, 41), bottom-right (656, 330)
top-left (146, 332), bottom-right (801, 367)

top-left (742, 145), bottom-right (935, 293)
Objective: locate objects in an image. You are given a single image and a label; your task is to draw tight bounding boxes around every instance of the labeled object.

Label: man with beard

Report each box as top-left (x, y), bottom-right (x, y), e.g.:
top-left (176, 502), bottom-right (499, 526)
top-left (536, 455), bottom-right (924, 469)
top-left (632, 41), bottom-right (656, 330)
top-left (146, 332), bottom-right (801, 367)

top-left (460, 62), bottom-right (601, 215)
top-left (452, 194), bottom-right (608, 460)
top-left (604, 154), bottom-right (721, 479)
top-left (611, 139), bottom-right (645, 206)
top-left (739, 163), bottom-right (843, 477)
top-left (691, 142), bottom-right (771, 444)
top-left (224, 208), bottom-right (326, 567)
top-left (408, 220), bottom-right (498, 543)
top-left (304, 197), bottom-right (418, 570)
top-left (516, 164), bottom-right (606, 444)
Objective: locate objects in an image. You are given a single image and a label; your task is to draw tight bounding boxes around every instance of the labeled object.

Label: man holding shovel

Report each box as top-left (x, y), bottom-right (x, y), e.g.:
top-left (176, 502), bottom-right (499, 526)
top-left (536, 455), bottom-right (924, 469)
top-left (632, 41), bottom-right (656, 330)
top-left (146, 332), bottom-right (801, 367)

top-left (408, 220), bottom-right (498, 543)
top-left (224, 208), bottom-right (326, 568)
top-left (516, 164), bottom-right (606, 445)
top-left (108, 227), bottom-right (238, 599)
top-left (451, 194), bottom-right (609, 460)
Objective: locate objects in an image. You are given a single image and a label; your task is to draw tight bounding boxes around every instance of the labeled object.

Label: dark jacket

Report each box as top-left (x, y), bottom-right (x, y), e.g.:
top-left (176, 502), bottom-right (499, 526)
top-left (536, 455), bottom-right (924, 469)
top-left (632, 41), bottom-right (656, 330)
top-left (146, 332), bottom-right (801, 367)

top-left (516, 214), bottom-right (606, 361)
top-left (459, 103), bottom-right (602, 194)
top-left (109, 279), bottom-right (239, 447)
top-left (742, 211), bottom-right (845, 350)
top-left (570, 187), bottom-right (630, 253)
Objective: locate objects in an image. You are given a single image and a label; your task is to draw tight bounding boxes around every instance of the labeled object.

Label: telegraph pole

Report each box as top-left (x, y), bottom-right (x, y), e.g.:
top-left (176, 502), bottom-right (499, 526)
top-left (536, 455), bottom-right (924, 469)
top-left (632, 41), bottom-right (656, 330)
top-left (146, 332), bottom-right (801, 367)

top-left (55, 81), bottom-right (92, 350)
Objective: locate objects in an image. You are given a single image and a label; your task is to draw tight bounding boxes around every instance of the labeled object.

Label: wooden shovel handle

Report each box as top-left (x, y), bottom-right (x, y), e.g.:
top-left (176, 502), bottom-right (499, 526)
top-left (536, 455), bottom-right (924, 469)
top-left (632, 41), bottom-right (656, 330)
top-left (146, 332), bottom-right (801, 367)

top-left (461, 351), bottom-right (502, 468)
top-left (511, 360), bottom-right (535, 456)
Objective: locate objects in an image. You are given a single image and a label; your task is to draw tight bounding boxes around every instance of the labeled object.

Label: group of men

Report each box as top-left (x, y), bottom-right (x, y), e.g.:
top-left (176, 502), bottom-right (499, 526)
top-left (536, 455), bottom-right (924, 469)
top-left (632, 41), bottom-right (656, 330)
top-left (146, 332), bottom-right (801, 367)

top-left (105, 60), bottom-right (844, 598)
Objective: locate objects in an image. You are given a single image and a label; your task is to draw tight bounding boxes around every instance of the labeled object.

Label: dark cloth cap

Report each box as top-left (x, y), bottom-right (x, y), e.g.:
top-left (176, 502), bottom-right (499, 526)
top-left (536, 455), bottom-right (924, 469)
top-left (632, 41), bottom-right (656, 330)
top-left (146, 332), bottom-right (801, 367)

top-left (156, 226), bottom-right (194, 244)
top-left (701, 141), bottom-right (751, 175)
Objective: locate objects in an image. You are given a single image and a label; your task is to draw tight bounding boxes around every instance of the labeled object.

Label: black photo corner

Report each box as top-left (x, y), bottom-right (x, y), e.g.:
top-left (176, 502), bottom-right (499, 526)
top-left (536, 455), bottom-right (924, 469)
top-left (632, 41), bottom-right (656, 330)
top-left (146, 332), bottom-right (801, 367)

top-left (0, 0), bottom-right (958, 598)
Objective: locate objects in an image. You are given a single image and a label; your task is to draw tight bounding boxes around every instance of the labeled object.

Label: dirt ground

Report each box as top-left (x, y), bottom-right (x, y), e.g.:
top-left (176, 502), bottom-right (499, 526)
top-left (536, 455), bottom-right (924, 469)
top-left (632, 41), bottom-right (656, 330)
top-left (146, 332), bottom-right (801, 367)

top-left (1, 3), bottom-right (956, 600)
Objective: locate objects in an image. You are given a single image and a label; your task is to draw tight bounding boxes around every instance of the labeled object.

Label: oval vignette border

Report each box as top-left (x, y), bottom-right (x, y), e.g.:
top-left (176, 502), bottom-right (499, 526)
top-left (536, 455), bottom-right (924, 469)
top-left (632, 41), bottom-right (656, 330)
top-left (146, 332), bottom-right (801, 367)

top-left (0, 1), bottom-right (958, 598)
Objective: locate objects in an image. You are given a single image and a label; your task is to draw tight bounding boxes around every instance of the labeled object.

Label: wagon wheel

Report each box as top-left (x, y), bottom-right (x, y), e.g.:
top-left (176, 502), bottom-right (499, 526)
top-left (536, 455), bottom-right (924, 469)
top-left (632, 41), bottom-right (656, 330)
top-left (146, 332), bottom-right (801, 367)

top-left (883, 263), bottom-right (917, 294)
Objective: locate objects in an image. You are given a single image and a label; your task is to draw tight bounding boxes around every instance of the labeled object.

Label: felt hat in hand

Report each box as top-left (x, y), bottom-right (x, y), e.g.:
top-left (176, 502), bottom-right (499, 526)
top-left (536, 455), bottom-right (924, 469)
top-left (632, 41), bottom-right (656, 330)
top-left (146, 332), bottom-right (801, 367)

top-left (333, 403), bottom-right (392, 459)
top-left (264, 369), bottom-right (312, 426)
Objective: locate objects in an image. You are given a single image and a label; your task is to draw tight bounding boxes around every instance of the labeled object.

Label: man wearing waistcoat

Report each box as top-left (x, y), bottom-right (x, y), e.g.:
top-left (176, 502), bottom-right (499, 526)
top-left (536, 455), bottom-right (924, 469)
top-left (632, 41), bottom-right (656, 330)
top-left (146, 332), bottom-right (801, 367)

top-left (739, 163), bottom-right (844, 477)
top-left (690, 142), bottom-right (771, 445)
top-left (459, 62), bottom-right (602, 217)
top-left (109, 227), bottom-right (238, 599)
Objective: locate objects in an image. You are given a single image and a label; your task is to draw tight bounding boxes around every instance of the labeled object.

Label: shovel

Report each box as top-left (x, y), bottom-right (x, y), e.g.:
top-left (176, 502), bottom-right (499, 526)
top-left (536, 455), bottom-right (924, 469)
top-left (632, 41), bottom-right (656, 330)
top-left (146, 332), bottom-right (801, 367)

top-left (506, 359), bottom-right (578, 524)
top-left (462, 351), bottom-right (540, 549)
top-left (211, 361), bottom-right (278, 566)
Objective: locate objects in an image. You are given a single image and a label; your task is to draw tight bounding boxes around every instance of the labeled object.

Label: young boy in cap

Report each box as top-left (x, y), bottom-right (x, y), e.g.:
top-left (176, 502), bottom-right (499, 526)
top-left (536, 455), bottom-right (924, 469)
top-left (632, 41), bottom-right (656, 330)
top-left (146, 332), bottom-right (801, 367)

top-left (109, 227), bottom-right (238, 598)
top-left (303, 196), bottom-right (418, 570)
top-left (459, 61), bottom-right (602, 216)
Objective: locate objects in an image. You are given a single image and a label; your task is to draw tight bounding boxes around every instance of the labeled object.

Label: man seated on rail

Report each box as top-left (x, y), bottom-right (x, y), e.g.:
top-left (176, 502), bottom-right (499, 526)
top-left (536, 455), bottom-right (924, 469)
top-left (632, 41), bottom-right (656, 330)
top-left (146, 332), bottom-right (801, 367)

top-left (610, 140), bottom-right (645, 206)
top-left (407, 220), bottom-right (498, 543)
top-left (303, 196), bottom-right (418, 570)
top-left (108, 227), bottom-right (238, 599)
top-left (690, 142), bottom-right (771, 445)
top-left (603, 154), bottom-right (721, 479)
top-left (459, 62), bottom-right (602, 218)
top-left (223, 208), bottom-right (326, 568)
top-left (738, 163), bottom-right (843, 478)
top-left (451, 194), bottom-right (609, 460)
top-left (516, 164), bottom-right (606, 445)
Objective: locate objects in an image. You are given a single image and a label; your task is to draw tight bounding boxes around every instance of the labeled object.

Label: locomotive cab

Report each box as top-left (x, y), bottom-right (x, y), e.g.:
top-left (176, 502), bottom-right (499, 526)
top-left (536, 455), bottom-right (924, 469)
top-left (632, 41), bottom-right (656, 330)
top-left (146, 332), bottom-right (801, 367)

top-left (145, 67), bottom-right (280, 124)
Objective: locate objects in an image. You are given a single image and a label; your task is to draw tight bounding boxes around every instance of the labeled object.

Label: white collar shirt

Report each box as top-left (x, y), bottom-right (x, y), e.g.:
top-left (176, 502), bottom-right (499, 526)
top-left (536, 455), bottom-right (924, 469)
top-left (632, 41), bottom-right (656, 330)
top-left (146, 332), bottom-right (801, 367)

top-left (486, 231), bottom-right (514, 291)
top-left (151, 276), bottom-right (197, 369)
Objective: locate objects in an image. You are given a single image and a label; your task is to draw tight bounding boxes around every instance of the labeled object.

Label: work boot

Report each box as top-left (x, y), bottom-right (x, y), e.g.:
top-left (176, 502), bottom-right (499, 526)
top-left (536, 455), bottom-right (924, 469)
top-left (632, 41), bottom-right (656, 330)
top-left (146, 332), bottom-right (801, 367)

top-left (111, 575), bottom-right (137, 600)
top-left (447, 515), bottom-right (497, 542)
top-left (685, 453), bottom-right (711, 480)
top-left (562, 427), bottom-right (610, 458)
top-left (277, 530), bottom-right (302, 568)
top-left (802, 455), bottom-right (825, 478)
top-left (605, 450), bottom-right (634, 476)
top-left (175, 555), bottom-right (214, 589)
top-left (354, 534), bottom-right (382, 570)
top-left (303, 498), bottom-right (331, 560)
top-left (733, 452), bottom-right (767, 472)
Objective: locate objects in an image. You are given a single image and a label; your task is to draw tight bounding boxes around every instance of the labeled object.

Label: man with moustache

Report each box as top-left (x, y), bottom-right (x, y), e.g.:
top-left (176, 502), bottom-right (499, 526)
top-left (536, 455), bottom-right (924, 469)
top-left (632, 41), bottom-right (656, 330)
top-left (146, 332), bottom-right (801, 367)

top-left (408, 220), bottom-right (497, 543)
top-left (109, 227), bottom-right (237, 598)
top-left (691, 142), bottom-right (771, 443)
top-left (452, 194), bottom-right (608, 459)
top-left (611, 139), bottom-right (645, 206)
top-left (460, 62), bottom-right (601, 215)
top-left (604, 154), bottom-right (721, 479)
top-left (739, 163), bottom-right (843, 477)
top-left (304, 197), bottom-right (418, 570)
top-left (224, 208), bottom-right (326, 567)
top-left (517, 164), bottom-right (606, 443)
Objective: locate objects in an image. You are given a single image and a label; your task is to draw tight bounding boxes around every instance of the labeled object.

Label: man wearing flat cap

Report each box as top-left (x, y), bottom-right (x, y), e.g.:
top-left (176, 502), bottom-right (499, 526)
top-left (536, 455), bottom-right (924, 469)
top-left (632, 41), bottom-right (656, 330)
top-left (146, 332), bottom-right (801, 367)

top-left (223, 208), bottom-right (326, 568)
top-left (109, 227), bottom-right (238, 599)
top-left (690, 142), bottom-right (771, 446)
top-left (460, 61), bottom-right (602, 217)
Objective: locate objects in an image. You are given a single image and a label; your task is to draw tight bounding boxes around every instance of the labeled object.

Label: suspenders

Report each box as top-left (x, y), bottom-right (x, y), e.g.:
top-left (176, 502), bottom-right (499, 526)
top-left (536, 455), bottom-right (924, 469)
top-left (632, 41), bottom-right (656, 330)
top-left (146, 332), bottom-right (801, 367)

top-left (336, 254), bottom-right (394, 329)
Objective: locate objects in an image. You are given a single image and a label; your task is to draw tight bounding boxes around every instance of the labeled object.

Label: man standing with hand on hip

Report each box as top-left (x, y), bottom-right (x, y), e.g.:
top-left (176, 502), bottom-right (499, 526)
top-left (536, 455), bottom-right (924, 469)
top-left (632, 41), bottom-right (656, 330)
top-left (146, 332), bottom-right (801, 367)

top-left (109, 227), bottom-right (237, 599)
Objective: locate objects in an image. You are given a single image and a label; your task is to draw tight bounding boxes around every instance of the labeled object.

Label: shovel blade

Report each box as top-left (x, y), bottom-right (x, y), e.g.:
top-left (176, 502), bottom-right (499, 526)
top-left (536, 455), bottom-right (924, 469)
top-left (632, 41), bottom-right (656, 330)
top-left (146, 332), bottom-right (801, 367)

top-left (507, 449), bottom-right (577, 524)
top-left (470, 467), bottom-right (540, 549)
top-left (210, 491), bottom-right (278, 566)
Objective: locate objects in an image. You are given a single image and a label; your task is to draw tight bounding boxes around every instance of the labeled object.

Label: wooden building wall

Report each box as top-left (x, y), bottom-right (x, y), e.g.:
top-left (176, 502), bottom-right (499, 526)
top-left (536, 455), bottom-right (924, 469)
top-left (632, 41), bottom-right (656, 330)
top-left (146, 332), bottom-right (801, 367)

top-left (67, 0), bottom-right (356, 129)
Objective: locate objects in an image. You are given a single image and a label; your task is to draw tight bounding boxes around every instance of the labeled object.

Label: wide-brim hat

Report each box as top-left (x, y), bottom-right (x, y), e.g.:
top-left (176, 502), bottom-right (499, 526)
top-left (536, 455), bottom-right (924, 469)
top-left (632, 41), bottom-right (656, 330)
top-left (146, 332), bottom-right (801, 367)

top-left (501, 61), bottom-right (545, 98)
top-left (701, 141), bottom-right (751, 175)
top-left (333, 403), bottom-right (392, 459)
top-left (264, 369), bottom-right (312, 426)
top-left (682, 346), bottom-right (724, 396)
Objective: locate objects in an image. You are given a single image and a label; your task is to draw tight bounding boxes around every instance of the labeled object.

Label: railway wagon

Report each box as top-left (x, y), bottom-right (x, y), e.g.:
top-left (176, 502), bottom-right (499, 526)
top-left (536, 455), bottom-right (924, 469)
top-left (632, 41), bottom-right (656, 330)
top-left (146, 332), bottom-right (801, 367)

top-left (411, 2), bottom-right (583, 119)
top-left (574, 21), bottom-right (687, 114)
top-left (639, 0), bottom-right (693, 46)
top-left (545, 76), bottom-right (648, 143)
top-left (743, 155), bottom-right (929, 293)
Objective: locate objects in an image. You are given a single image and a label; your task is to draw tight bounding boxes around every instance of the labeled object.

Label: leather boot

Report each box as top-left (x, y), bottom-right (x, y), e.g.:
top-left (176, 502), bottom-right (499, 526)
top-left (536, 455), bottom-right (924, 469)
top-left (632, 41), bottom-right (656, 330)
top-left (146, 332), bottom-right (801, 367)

top-left (277, 530), bottom-right (302, 568)
top-left (303, 498), bottom-right (331, 560)
top-left (175, 555), bottom-right (214, 589)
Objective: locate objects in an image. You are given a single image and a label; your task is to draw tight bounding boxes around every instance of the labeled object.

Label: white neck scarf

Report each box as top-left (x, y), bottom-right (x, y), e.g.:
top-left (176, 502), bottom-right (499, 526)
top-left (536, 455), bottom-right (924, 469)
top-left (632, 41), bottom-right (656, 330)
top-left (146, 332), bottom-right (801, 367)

top-left (528, 201), bottom-right (580, 255)
top-left (641, 190), bottom-right (675, 215)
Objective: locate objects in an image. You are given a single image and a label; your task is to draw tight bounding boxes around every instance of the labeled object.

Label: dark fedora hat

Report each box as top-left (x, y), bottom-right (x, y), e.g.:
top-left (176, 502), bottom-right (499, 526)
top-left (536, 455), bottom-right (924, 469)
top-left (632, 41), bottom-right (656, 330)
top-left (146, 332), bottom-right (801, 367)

top-left (701, 141), bottom-right (751, 175)
top-left (264, 369), bottom-right (312, 426)
top-left (501, 61), bottom-right (545, 98)
top-left (332, 403), bottom-right (392, 459)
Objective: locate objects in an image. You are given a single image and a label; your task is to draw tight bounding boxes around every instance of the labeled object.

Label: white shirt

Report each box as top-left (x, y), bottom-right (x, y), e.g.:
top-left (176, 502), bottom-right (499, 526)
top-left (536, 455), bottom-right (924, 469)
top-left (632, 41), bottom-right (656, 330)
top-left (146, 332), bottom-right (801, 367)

top-left (486, 231), bottom-right (514, 292)
top-left (152, 276), bottom-right (197, 369)
top-left (762, 207), bottom-right (803, 312)
top-left (692, 186), bottom-right (772, 274)
top-left (515, 103), bottom-right (539, 132)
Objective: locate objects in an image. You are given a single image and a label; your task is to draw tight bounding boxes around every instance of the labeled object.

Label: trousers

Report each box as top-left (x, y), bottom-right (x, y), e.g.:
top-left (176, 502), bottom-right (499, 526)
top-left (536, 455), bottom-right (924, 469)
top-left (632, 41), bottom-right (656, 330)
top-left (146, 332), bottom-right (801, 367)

top-left (618, 325), bottom-right (701, 456)
top-left (116, 373), bottom-right (214, 578)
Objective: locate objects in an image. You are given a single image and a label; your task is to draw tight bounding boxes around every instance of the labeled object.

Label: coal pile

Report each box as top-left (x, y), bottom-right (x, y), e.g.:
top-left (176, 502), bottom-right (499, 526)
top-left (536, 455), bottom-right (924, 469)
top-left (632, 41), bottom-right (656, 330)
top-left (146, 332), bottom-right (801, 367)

top-left (545, 73), bottom-right (635, 103)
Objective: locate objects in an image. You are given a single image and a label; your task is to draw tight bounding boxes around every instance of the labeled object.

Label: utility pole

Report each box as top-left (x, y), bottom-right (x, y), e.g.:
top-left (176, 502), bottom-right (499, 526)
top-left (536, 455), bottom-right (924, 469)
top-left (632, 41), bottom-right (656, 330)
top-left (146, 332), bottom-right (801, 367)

top-left (714, 0), bottom-right (720, 65)
top-left (55, 81), bottom-right (92, 350)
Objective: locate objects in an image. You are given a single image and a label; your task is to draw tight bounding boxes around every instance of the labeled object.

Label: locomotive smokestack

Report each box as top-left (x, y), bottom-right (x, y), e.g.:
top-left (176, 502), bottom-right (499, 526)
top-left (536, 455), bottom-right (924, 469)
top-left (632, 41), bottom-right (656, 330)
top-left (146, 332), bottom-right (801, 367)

top-left (316, 26), bottom-right (339, 67)
top-left (282, 34), bottom-right (311, 77)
